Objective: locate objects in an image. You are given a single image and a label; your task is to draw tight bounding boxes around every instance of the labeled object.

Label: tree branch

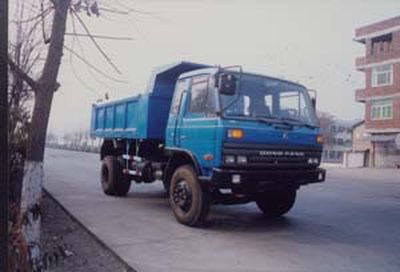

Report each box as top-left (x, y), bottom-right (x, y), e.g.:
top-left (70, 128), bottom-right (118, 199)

top-left (98, 7), bottom-right (129, 15)
top-left (10, 6), bottom-right (52, 24)
top-left (7, 56), bottom-right (39, 92)
top-left (71, 9), bottom-right (122, 74)
top-left (63, 45), bottom-right (128, 83)
top-left (64, 32), bottom-right (134, 40)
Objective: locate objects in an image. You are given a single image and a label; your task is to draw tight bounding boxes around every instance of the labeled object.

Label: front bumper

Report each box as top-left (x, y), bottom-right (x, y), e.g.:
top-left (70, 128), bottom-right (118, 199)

top-left (199, 167), bottom-right (326, 194)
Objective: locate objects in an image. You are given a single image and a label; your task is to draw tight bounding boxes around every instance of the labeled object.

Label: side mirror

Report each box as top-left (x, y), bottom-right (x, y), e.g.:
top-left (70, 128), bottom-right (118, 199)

top-left (308, 89), bottom-right (317, 110)
top-left (311, 97), bottom-right (316, 109)
top-left (218, 73), bottom-right (237, 95)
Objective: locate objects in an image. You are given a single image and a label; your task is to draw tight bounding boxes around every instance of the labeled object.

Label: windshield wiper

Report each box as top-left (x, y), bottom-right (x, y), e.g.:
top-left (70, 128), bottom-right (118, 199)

top-left (279, 117), bottom-right (317, 129)
top-left (223, 115), bottom-right (315, 129)
top-left (255, 116), bottom-right (293, 128)
top-left (223, 115), bottom-right (279, 126)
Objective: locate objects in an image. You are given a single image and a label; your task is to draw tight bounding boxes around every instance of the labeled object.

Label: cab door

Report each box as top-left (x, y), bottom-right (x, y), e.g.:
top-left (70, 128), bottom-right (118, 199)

top-left (177, 75), bottom-right (218, 170)
top-left (166, 78), bottom-right (189, 147)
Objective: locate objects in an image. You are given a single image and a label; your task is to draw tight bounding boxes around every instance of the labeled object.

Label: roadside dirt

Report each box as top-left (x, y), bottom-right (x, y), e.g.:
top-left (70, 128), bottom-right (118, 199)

top-left (41, 191), bottom-right (133, 272)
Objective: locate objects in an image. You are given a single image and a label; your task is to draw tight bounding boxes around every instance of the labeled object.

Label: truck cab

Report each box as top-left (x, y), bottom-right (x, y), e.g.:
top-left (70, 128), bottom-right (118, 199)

top-left (91, 62), bottom-right (325, 227)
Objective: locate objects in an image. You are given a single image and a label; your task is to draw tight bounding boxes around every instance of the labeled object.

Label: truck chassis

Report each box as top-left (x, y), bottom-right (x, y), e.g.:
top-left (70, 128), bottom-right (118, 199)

top-left (100, 138), bottom-right (325, 226)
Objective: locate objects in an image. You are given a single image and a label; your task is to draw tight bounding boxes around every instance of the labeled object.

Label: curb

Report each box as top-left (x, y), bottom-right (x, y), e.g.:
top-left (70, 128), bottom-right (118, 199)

top-left (42, 188), bottom-right (138, 272)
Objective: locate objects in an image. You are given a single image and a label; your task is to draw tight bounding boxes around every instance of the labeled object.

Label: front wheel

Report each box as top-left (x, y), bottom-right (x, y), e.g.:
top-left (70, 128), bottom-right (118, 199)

top-left (169, 165), bottom-right (210, 227)
top-left (256, 189), bottom-right (296, 217)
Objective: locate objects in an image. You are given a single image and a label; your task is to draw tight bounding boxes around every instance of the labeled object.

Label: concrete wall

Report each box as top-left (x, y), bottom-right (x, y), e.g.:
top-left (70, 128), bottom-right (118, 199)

top-left (344, 151), bottom-right (368, 168)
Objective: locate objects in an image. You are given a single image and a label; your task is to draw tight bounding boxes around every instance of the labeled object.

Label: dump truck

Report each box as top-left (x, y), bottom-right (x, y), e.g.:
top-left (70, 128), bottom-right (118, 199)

top-left (90, 61), bottom-right (326, 226)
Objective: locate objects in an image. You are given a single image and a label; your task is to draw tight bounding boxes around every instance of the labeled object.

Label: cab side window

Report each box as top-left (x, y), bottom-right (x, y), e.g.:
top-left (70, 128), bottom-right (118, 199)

top-left (171, 79), bottom-right (188, 115)
top-left (189, 75), bottom-right (209, 113)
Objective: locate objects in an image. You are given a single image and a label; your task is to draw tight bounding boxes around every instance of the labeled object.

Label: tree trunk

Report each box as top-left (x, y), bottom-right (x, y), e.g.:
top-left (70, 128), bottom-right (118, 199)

top-left (20, 0), bottom-right (71, 267)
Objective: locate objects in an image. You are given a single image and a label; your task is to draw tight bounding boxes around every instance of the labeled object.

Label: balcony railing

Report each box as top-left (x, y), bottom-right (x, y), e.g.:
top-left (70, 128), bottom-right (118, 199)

top-left (355, 57), bottom-right (366, 69)
top-left (355, 88), bottom-right (366, 102)
top-left (355, 48), bottom-right (400, 70)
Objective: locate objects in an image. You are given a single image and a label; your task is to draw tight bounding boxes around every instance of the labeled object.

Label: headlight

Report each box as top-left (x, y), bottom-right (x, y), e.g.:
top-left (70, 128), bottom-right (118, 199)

top-left (232, 174), bottom-right (241, 184)
top-left (224, 155), bottom-right (235, 164)
top-left (308, 158), bottom-right (319, 164)
top-left (237, 156), bottom-right (247, 164)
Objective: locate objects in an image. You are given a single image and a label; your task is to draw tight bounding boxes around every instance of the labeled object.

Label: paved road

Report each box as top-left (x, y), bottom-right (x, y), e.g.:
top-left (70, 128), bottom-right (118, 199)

top-left (44, 148), bottom-right (400, 272)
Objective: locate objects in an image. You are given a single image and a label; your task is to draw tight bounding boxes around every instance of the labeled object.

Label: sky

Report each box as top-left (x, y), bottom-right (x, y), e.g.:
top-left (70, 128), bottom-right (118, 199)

top-left (44, 0), bottom-right (400, 136)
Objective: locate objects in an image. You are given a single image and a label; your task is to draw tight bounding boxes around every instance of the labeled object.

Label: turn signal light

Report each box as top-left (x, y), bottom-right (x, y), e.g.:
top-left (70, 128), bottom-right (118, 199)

top-left (316, 134), bottom-right (324, 144)
top-left (228, 129), bottom-right (244, 139)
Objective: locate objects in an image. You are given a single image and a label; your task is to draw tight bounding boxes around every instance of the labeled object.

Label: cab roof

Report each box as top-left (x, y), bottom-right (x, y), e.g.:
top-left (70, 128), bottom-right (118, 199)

top-left (146, 61), bottom-right (306, 96)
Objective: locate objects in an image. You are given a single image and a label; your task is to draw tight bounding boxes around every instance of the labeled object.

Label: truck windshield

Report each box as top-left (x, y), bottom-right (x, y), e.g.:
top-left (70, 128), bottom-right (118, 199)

top-left (220, 73), bottom-right (318, 127)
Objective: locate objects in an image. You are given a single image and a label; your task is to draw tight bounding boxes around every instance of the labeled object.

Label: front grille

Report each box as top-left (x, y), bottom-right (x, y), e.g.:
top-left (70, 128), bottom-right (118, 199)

top-left (248, 155), bottom-right (308, 164)
top-left (223, 143), bottom-right (322, 169)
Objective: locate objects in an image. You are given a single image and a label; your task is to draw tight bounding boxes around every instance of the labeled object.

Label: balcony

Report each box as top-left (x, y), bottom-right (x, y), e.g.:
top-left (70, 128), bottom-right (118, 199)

top-left (355, 88), bottom-right (366, 102)
top-left (355, 57), bottom-right (367, 70)
top-left (355, 47), bottom-right (400, 70)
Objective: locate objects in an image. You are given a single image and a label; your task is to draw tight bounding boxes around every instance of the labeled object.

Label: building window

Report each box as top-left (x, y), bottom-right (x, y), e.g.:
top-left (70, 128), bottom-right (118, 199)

top-left (371, 99), bottom-right (393, 120)
top-left (371, 64), bottom-right (392, 87)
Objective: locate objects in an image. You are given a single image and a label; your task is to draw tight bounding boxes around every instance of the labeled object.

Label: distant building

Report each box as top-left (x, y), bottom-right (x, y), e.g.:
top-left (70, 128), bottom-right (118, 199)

top-left (352, 121), bottom-right (372, 151)
top-left (349, 121), bottom-right (372, 167)
top-left (322, 119), bottom-right (354, 163)
top-left (354, 16), bottom-right (400, 167)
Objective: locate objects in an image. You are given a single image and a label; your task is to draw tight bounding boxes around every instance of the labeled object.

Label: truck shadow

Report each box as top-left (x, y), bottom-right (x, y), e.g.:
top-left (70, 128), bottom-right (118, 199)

top-left (128, 190), bottom-right (168, 199)
top-left (127, 188), bottom-right (367, 247)
top-left (206, 204), bottom-right (295, 231)
top-left (205, 205), bottom-right (369, 248)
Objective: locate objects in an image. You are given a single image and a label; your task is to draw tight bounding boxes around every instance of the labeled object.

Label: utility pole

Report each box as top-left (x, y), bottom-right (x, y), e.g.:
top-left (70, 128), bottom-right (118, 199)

top-left (0, 0), bottom-right (9, 270)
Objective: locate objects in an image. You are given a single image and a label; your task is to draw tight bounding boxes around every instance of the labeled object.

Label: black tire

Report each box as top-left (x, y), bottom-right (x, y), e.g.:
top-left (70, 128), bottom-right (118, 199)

top-left (169, 165), bottom-right (210, 227)
top-left (256, 189), bottom-right (296, 217)
top-left (101, 156), bottom-right (131, 196)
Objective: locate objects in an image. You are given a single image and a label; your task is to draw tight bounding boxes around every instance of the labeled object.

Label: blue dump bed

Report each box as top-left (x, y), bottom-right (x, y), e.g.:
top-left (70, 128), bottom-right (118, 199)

top-left (90, 62), bottom-right (209, 140)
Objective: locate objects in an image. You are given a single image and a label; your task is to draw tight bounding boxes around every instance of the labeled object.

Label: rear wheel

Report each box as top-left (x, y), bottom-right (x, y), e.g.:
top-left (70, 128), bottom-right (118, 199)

top-left (162, 179), bottom-right (170, 194)
top-left (101, 156), bottom-right (131, 196)
top-left (169, 165), bottom-right (210, 227)
top-left (256, 189), bottom-right (296, 217)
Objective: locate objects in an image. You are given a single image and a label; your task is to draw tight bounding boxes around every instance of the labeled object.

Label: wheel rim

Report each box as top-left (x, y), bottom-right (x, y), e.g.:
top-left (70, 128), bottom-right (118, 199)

top-left (172, 179), bottom-right (193, 213)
